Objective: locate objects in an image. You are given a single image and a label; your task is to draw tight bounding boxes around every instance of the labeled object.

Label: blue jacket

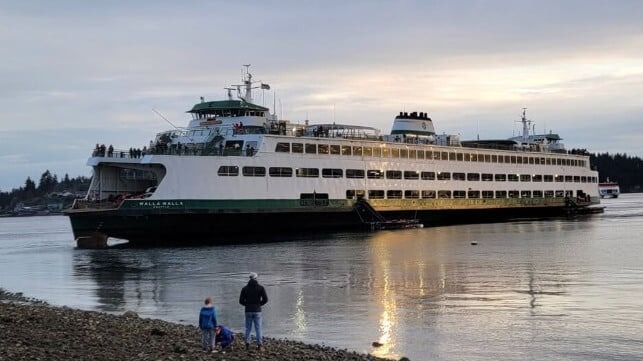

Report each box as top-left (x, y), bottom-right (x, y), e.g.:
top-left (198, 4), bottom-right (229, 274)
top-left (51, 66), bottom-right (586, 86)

top-left (199, 305), bottom-right (217, 330)
top-left (216, 325), bottom-right (234, 347)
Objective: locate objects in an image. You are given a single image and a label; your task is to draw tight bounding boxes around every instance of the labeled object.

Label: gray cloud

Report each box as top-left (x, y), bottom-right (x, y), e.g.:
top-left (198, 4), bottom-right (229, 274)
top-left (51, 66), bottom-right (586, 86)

top-left (1, 0), bottom-right (643, 190)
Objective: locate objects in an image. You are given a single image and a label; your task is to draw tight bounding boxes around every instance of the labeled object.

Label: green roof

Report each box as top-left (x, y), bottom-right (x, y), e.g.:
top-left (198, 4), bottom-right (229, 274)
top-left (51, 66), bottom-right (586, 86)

top-left (188, 99), bottom-right (269, 113)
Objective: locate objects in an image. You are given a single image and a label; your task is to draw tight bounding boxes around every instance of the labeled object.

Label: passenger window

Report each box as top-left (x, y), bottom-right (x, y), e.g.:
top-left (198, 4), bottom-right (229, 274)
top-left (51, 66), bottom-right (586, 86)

top-left (275, 143), bottom-right (290, 153)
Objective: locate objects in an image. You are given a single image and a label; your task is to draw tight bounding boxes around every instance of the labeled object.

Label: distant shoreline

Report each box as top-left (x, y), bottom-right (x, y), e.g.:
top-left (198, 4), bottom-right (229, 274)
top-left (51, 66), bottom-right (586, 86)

top-left (0, 212), bottom-right (64, 218)
top-left (0, 288), bottom-right (398, 361)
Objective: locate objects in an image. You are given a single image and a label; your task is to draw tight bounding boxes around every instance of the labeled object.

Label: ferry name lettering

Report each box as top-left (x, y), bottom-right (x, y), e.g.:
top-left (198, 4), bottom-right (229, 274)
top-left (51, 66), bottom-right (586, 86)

top-left (138, 201), bottom-right (184, 208)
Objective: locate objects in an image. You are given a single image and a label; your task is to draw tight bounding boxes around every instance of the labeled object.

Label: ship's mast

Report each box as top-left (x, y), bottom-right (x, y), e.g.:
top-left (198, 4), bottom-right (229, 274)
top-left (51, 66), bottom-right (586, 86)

top-left (230, 64), bottom-right (270, 107)
top-left (243, 64), bottom-right (252, 103)
top-left (521, 108), bottom-right (531, 141)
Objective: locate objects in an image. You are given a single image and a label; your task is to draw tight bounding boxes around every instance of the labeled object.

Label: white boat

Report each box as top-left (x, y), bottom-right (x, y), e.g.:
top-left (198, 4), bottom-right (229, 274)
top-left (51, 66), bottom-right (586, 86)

top-left (598, 180), bottom-right (620, 198)
top-left (65, 66), bottom-right (602, 248)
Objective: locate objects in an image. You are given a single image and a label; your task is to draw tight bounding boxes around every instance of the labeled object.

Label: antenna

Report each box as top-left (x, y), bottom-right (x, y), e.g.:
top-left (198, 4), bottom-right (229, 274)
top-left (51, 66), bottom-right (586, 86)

top-left (512, 118), bottom-right (516, 137)
top-left (224, 87), bottom-right (234, 100)
top-left (241, 64), bottom-right (250, 83)
top-left (152, 109), bottom-right (195, 143)
top-left (153, 108), bottom-right (179, 129)
top-left (333, 104), bottom-right (336, 123)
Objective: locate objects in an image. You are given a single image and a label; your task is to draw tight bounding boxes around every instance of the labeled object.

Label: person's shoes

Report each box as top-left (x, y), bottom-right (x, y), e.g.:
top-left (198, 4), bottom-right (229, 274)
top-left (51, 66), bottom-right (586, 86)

top-left (258, 345), bottom-right (264, 352)
top-left (245, 343), bottom-right (250, 350)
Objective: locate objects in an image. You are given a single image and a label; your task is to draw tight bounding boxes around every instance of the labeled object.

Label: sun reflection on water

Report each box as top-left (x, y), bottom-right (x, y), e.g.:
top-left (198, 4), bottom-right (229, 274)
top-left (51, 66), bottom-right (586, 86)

top-left (292, 289), bottom-right (307, 337)
top-left (370, 232), bottom-right (398, 358)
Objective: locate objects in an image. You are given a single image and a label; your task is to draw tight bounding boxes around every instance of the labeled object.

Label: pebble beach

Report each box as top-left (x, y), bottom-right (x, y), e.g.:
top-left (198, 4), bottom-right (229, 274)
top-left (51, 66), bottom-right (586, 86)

top-left (0, 289), bottom-right (400, 361)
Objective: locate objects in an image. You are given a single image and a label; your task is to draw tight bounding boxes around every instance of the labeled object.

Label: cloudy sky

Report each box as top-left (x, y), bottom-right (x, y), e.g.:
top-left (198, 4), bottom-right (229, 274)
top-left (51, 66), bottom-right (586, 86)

top-left (1, 0), bottom-right (643, 191)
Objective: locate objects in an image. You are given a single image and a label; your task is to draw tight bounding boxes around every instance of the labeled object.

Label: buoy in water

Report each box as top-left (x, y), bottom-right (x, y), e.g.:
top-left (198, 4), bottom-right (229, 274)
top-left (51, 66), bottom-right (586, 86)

top-left (471, 241), bottom-right (478, 245)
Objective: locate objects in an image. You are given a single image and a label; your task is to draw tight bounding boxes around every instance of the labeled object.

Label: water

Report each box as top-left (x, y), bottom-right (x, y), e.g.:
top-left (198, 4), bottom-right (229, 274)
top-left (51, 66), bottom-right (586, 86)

top-left (2, 195), bottom-right (643, 360)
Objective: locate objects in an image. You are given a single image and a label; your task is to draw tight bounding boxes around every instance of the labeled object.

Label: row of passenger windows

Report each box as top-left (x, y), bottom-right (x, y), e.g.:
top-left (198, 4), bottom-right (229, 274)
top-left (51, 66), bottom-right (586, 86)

top-left (218, 166), bottom-right (598, 183)
top-left (274, 142), bottom-right (587, 167)
top-left (347, 189), bottom-right (580, 199)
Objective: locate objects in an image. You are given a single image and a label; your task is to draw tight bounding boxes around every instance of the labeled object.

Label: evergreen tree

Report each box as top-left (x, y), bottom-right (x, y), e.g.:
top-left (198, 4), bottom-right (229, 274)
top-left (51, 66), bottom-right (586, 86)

top-left (19, 176), bottom-right (38, 201)
top-left (37, 170), bottom-right (57, 194)
top-left (24, 177), bottom-right (36, 193)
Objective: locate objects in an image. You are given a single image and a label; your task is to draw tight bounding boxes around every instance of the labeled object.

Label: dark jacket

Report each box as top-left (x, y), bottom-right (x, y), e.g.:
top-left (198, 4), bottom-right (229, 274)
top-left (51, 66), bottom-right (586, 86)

top-left (239, 279), bottom-right (268, 312)
top-left (199, 305), bottom-right (217, 330)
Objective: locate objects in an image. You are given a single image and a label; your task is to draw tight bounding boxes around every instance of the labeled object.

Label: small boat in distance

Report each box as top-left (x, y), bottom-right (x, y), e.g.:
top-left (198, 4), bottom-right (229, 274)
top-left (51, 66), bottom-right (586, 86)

top-left (599, 179), bottom-right (620, 198)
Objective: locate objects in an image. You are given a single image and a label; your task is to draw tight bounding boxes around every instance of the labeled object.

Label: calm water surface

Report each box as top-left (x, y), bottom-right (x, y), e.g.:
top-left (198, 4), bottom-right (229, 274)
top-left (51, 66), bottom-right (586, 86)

top-left (1, 195), bottom-right (643, 360)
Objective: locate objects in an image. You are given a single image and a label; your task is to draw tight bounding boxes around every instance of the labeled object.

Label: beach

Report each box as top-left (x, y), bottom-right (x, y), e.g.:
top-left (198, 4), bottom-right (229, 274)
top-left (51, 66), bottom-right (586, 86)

top-left (0, 289), bottom-right (397, 361)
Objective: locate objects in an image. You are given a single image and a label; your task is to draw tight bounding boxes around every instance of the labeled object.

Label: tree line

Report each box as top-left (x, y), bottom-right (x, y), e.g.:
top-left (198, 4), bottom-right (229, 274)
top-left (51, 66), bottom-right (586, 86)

top-left (0, 170), bottom-right (91, 211)
top-left (589, 152), bottom-right (643, 193)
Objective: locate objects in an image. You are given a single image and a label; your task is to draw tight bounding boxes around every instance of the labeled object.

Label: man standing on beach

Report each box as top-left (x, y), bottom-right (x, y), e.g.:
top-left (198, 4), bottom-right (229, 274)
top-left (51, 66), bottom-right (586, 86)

top-left (239, 272), bottom-right (268, 351)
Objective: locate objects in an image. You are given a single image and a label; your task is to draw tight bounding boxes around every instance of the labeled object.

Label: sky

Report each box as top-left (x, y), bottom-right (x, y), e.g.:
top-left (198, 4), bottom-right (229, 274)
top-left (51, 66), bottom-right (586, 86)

top-left (1, 0), bottom-right (643, 191)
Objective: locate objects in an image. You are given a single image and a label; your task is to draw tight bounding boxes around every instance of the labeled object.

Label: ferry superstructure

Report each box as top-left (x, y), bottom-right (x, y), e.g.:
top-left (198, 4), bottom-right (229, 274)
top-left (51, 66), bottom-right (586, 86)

top-left (66, 67), bottom-right (601, 248)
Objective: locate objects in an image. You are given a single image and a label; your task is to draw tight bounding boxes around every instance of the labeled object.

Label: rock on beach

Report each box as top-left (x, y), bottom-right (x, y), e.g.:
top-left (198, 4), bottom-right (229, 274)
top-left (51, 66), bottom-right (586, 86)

top-left (0, 288), bottom-right (397, 361)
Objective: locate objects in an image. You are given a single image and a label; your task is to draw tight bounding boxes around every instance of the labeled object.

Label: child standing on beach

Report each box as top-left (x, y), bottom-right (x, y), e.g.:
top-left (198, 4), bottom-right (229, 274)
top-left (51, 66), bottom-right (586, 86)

top-left (198, 297), bottom-right (217, 352)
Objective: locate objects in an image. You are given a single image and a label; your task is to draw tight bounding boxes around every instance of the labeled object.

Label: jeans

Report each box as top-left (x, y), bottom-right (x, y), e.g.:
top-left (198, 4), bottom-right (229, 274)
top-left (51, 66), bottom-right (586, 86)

top-left (244, 312), bottom-right (262, 345)
top-left (201, 329), bottom-right (215, 350)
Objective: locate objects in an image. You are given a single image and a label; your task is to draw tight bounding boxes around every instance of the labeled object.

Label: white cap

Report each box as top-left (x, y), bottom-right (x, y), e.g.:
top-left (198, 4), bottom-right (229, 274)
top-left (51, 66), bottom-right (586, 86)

top-left (249, 272), bottom-right (258, 280)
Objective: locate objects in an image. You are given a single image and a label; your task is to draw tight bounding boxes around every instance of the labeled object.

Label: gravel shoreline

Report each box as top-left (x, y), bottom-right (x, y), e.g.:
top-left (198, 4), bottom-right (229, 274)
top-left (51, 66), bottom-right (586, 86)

top-left (0, 289), bottom-right (401, 361)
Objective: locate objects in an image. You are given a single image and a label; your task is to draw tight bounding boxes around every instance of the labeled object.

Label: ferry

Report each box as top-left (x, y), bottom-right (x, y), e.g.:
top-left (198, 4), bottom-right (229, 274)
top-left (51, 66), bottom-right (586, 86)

top-left (66, 66), bottom-right (601, 248)
top-left (598, 180), bottom-right (620, 198)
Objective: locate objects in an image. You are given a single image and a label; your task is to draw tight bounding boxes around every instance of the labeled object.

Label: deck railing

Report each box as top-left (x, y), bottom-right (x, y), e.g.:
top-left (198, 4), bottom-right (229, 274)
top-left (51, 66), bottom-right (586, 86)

top-left (90, 146), bottom-right (255, 158)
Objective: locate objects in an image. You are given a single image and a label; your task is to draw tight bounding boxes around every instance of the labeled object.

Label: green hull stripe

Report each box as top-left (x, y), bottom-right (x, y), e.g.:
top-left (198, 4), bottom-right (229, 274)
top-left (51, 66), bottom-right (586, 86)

top-left (120, 198), bottom-right (350, 211)
top-left (118, 197), bottom-right (578, 212)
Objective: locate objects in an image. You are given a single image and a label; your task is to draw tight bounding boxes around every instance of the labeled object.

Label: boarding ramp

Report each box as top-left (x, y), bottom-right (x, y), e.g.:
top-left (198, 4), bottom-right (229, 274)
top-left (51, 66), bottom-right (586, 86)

top-left (353, 198), bottom-right (423, 231)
